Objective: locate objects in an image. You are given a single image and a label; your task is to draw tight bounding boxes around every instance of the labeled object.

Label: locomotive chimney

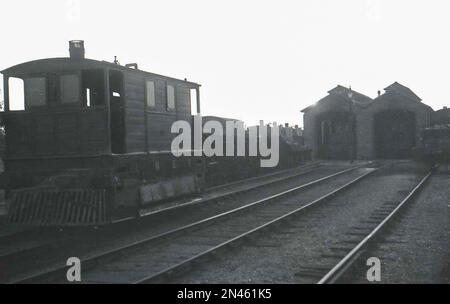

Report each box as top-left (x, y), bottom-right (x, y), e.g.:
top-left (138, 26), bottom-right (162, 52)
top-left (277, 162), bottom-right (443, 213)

top-left (69, 40), bottom-right (85, 59)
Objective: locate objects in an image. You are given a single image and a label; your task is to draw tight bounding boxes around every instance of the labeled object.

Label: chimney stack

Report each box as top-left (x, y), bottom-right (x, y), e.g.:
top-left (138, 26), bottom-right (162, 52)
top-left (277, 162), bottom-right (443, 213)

top-left (377, 90), bottom-right (381, 97)
top-left (69, 40), bottom-right (85, 60)
top-left (125, 63), bottom-right (139, 69)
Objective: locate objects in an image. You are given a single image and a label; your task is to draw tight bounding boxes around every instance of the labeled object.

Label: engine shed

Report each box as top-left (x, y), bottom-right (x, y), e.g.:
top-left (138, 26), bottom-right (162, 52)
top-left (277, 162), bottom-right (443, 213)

top-left (302, 82), bottom-right (434, 160)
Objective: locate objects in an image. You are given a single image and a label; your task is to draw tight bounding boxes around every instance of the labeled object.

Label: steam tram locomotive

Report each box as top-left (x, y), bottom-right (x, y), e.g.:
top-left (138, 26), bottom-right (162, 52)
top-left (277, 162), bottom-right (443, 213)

top-left (0, 41), bottom-right (205, 226)
top-left (0, 41), bottom-right (309, 227)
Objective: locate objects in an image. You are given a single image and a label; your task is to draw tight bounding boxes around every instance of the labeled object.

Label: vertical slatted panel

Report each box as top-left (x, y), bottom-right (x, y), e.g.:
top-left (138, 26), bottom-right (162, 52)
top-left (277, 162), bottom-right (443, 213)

top-left (7, 189), bottom-right (109, 226)
top-left (29, 192), bottom-right (40, 224)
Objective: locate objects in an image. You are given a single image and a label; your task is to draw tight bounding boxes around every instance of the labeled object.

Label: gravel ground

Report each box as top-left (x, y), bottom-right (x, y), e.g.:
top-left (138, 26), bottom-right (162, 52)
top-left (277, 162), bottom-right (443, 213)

top-left (349, 171), bottom-right (449, 284)
top-left (170, 161), bottom-right (429, 284)
top-left (59, 167), bottom-right (370, 283)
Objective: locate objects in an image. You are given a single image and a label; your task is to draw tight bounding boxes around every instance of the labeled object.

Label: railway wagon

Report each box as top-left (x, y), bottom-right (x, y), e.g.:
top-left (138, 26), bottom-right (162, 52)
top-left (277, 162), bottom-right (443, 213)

top-left (0, 41), bottom-right (205, 226)
top-left (202, 117), bottom-right (311, 188)
top-left (423, 124), bottom-right (450, 164)
top-left (413, 124), bottom-right (450, 167)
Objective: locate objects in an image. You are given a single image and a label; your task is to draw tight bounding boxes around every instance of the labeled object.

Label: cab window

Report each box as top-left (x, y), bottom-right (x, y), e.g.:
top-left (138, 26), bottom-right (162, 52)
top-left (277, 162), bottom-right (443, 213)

top-left (60, 74), bottom-right (80, 104)
top-left (146, 80), bottom-right (156, 108)
top-left (167, 84), bottom-right (176, 111)
top-left (25, 77), bottom-right (47, 107)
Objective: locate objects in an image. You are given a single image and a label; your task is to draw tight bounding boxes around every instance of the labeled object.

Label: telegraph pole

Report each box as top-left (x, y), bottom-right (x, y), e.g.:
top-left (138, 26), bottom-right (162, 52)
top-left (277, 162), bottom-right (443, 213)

top-left (347, 90), bottom-right (355, 163)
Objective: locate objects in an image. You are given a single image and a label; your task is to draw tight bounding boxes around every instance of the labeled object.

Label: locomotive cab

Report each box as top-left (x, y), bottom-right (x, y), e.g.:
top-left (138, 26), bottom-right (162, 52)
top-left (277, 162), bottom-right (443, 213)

top-left (3, 56), bottom-right (129, 158)
top-left (0, 41), bottom-right (204, 226)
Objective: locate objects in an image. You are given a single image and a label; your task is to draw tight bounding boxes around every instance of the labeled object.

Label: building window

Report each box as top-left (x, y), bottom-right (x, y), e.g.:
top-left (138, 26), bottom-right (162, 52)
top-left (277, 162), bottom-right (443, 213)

top-left (25, 77), bottom-right (46, 107)
top-left (60, 74), bottom-right (80, 104)
top-left (146, 80), bottom-right (156, 108)
top-left (190, 88), bottom-right (198, 114)
top-left (167, 84), bottom-right (176, 111)
top-left (86, 88), bottom-right (91, 107)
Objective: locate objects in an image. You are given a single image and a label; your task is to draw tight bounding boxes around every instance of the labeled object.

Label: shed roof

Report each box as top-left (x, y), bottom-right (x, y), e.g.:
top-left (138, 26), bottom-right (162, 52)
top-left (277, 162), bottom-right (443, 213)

top-left (301, 85), bottom-right (373, 113)
top-left (369, 82), bottom-right (433, 112)
top-left (382, 82), bottom-right (422, 102)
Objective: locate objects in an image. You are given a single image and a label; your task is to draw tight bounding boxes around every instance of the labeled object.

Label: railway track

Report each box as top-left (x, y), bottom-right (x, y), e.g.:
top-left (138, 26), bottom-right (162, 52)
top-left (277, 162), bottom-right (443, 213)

top-left (162, 161), bottom-right (431, 284)
top-left (10, 164), bottom-right (376, 283)
top-left (0, 164), bottom-right (319, 252)
top-left (2, 163), bottom-right (367, 283)
top-left (317, 171), bottom-right (432, 284)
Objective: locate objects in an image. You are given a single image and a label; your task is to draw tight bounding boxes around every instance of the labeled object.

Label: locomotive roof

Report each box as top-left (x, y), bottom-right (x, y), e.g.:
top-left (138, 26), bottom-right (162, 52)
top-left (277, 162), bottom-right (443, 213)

top-left (1, 57), bottom-right (201, 88)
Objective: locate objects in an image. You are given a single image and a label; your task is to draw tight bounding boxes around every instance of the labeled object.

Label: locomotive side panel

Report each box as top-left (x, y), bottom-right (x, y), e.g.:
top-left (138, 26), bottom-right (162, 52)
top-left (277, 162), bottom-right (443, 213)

top-left (146, 79), bottom-right (193, 152)
top-left (123, 72), bottom-right (194, 153)
top-left (146, 113), bottom-right (175, 152)
top-left (3, 108), bottom-right (109, 159)
top-left (176, 84), bottom-right (192, 121)
top-left (124, 71), bottom-right (146, 153)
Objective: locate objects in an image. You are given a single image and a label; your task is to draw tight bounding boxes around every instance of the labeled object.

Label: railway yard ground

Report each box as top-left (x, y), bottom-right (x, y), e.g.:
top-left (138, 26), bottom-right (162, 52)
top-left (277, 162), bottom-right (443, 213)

top-left (0, 160), bottom-right (448, 284)
top-left (349, 171), bottom-right (450, 284)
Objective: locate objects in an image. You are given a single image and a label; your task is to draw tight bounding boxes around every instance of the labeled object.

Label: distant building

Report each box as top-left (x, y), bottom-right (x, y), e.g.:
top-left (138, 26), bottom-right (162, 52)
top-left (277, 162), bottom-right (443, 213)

top-left (202, 116), bottom-right (243, 127)
top-left (302, 82), bottom-right (434, 160)
top-left (279, 124), bottom-right (304, 146)
top-left (433, 106), bottom-right (450, 125)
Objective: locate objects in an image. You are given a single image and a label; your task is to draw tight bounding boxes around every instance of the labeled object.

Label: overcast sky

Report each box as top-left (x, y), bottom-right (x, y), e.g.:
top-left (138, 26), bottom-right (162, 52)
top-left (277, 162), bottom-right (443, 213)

top-left (1, 0), bottom-right (449, 127)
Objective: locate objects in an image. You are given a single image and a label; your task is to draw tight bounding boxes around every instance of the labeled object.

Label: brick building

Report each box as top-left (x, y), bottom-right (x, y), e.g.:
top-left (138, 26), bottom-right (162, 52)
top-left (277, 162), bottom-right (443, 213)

top-left (302, 82), bottom-right (434, 160)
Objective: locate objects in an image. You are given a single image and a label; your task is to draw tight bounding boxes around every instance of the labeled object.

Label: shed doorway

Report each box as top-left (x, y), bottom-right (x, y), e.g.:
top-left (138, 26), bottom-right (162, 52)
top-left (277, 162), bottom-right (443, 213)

top-left (316, 111), bottom-right (355, 160)
top-left (374, 110), bottom-right (416, 159)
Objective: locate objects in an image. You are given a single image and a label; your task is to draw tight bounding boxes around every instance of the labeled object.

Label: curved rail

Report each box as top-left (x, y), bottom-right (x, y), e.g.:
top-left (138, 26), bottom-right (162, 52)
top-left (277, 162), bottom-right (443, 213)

top-left (134, 168), bottom-right (377, 284)
top-left (317, 171), bottom-right (432, 284)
